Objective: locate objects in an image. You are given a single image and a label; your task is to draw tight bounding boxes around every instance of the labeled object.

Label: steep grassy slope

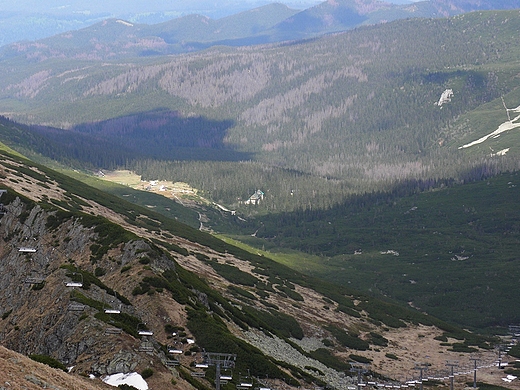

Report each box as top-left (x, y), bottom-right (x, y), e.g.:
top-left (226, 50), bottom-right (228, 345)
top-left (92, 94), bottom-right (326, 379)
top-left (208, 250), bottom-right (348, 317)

top-left (0, 148), bottom-right (508, 389)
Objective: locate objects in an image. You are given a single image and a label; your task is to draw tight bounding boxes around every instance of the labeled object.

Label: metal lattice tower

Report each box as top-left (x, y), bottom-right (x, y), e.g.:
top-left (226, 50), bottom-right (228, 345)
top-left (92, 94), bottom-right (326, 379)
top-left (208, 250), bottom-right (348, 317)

top-left (350, 363), bottom-right (368, 390)
top-left (445, 360), bottom-right (459, 390)
top-left (414, 362), bottom-right (429, 390)
top-left (469, 357), bottom-right (481, 388)
top-left (199, 351), bottom-right (236, 390)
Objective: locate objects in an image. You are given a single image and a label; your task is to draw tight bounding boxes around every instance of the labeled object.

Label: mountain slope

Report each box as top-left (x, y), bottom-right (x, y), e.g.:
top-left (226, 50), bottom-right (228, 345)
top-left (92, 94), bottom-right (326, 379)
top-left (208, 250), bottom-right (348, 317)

top-left (3, 0), bottom-right (520, 60)
top-left (226, 170), bottom-right (520, 331)
top-left (0, 4), bottom-right (299, 61)
top-left (0, 147), bottom-right (507, 389)
top-left (0, 346), bottom-right (112, 389)
top-left (1, 10), bottom-right (520, 198)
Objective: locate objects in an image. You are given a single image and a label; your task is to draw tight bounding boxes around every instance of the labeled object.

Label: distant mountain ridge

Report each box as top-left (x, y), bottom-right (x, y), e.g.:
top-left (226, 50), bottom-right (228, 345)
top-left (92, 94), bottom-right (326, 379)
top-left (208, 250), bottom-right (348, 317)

top-left (2, 0), bottom-right (520, 60)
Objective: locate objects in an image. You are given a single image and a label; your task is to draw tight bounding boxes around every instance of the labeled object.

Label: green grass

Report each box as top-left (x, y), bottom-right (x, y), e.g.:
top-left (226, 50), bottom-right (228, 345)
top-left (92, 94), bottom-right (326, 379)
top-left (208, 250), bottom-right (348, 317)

top-left (215, 234), bottom-right (329, 274)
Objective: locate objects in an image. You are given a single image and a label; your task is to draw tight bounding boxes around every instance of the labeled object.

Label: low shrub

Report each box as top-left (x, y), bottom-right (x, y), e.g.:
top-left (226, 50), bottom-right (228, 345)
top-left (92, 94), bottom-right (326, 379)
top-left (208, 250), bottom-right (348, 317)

top-left (141, 368), bottom-right (154, 379)
top-left (29, 354), bottom-right (67, 372)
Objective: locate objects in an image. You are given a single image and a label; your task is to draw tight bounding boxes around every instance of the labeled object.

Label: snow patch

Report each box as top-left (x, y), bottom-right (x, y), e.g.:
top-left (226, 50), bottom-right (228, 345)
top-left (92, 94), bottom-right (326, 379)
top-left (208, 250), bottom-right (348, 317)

top-left (492, 148), bottom-right (510, 156)
top-left (502, 375), bottom-right (517, 383)
top-left (116, 20), bottom-right (134, 27)
top-left (103, 373), bottom-right (148, 390)
top-left (460, 104), bottom-right (520, 149)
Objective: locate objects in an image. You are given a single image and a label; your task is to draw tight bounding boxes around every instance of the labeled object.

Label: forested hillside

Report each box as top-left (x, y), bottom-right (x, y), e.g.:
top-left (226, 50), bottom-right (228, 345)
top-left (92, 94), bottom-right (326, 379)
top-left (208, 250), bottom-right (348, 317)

top-left (221, 171), bottom-right (520, 331)
top-left (1, 10), bottom-right (520, 213)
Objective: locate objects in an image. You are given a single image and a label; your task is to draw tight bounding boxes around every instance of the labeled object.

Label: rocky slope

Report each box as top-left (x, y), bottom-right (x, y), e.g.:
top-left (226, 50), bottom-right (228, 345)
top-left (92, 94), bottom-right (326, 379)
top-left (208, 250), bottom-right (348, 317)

top-left (0, 150), bottom-right (514, 389)
top-left (0, 346), bottom-right (113, 389)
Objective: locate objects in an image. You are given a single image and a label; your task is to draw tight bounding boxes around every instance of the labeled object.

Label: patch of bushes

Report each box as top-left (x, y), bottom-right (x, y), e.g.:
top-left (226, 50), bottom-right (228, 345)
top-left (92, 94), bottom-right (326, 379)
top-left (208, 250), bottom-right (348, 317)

top-left (80, 215), bottom-right (137, 251)
top-left (274, 284), bottom-right (304, 302)
top-left (369, 332), bottom-right (388, 347)
top-left (508, 345), bottom-right (520, 358)
top-left (228, 285), bottom-right (256, 301)
top-left (94, 267), bottom-right (106, 277)
top-left (336, 304), bottom-right (362, 318)
top-left (322, 338), bottom-right (334, 347)
top-left (255, 289), bottom-right (269, 299)
top-left (309, 348), bottom-right (350, 371)
top-left (472, 383), bottom-right (512, 390)
top-left (209, 262), bottom-right (259, 287)
top-left (243, 307), bottom-right (304, 340)
top-left (141, 368), bottom-right (154, 379)
top-left (151, 239), bottom-right (189, 256)
top-left (31, 281), bottom-right (46, 291)
top-left (449, 343), bottom-right (479, 353)
top-left (29, 354), bottom-right (67, 372)
top-left (261, 301), bottom-right (279, 310)
top-left (46, 210), bottom-right (73, 231)
top-left (138, 257), bottom-right (150, 264)
top-left (357, 300), bottom-right (408, 328)
top-left (504, 368), bottom-right (520, 377)
top-left (325, 325), bottom-right (369, 351)
top-left (194, 252), bottom-right (210, 261)
top-left (117, 384), bottom-right (140, 390)
top-left (132, 272), bottom-right (193, 305)
top-left (2, 309), bottom-right (12, 320)
top-left (132, 283), bottom-right (151, 296)
top-left (349, 354), bottom-right (372, 363)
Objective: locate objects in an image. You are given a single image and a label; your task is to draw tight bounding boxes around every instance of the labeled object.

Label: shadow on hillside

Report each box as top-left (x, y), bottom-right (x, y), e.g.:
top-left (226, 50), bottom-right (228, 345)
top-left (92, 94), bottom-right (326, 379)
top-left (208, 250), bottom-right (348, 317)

top-left (34, 109), bottom-right (251, 166)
